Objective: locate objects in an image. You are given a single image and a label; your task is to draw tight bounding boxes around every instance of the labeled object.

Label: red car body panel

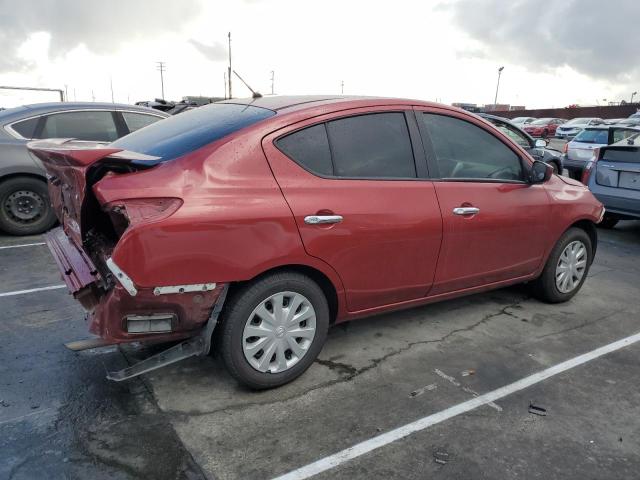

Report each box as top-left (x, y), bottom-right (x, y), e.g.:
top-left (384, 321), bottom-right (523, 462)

top-left (29, 97), bottom-right (603, 346)
top-left (523, 120), bottom-right (562, 137)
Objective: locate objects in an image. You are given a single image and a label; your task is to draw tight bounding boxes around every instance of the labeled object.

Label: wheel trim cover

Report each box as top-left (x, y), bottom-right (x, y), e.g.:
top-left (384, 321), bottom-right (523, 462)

top-left (242, 291), bottom-right (317, 374)
top-left (555, 240), bottom-right (587, 293)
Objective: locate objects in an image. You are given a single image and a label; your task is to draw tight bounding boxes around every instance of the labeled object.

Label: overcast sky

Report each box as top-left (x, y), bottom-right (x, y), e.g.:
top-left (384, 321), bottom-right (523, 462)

top-left (0, 0), bottom-right (637, 109)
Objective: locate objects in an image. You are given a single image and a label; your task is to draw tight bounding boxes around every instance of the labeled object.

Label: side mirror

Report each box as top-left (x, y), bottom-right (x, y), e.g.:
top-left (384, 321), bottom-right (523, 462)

top-left (529, 160), bottom-right (553, 183)
top-left (534, 139), bottom-right (548, 148)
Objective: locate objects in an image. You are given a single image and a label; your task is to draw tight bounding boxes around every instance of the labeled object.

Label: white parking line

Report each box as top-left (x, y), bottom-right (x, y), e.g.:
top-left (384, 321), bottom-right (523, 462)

top-left (0, 284), bottom-right (66, 298)
top-left (272, 330), bottom-right (640, 480)
top-left (0, 242), bottom-right (46, 250)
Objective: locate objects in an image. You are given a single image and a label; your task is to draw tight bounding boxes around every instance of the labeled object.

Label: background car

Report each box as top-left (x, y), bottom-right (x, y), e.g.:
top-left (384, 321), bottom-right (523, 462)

top-left (480, 113), bottom-right (563, 173)
top-left (523, 118), bottom-right (566, 138)
top-left (0, 102), bottom-right (168, 235)
top-left (614, 117), bottom-right (640, 128)
top-left (510, 117), bottom-right (536, 126)
top-left (555, 117), bottom-right (604, 139)
top-left (584, 132), bottom-right (640, 228)
top-left (563, 126), bottom-right (639, 179)
top-left (604, 118), bottom-right (627, 125)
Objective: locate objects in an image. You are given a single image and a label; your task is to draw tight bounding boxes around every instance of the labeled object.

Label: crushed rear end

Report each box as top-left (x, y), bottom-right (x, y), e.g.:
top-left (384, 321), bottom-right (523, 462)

top-left (29, 139), bottom-right (226, 347)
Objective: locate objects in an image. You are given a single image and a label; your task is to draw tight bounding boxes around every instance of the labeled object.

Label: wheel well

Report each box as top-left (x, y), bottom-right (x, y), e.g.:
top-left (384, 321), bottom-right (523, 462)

top-left (570, 219), bottom-right (598, 260)
top-left (0, 172), bottom-right (47, 185)
top-left (229, 265), bottom-right (340, 324)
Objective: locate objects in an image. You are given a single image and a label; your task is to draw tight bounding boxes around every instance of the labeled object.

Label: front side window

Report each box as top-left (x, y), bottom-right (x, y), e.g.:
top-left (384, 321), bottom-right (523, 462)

top-left (276, 112), bottom-right (417, 179)
top-left (422, 113), bottom-right (523, 181)
top-left (39, 111), bottom-right (119, 142)
top-left (122, 112), bottom-right (163, 133)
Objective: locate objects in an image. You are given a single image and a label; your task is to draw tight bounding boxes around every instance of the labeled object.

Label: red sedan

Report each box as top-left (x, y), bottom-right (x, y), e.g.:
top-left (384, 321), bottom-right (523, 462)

top-left (523, 117), bottom-right (566, 138)
top-left (30, 96), bottom-right (603, 389)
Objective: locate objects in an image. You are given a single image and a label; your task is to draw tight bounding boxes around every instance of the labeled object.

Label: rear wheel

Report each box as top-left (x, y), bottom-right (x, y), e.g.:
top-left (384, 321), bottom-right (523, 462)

top-left (531, 227), bottom-right (592, 303)
top-left (542, 129), bottom-right (549, 139)
top-left (0, 177), bottom-right (57, 236)
top-left (597, 214), bottom-right (619, 229)
top-left (218, 272), bottom-right (330, 389)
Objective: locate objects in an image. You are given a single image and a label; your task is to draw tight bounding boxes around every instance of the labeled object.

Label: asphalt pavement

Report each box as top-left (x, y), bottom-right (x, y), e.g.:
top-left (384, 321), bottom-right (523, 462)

top-left (1, 219), bottom-right (639, 480)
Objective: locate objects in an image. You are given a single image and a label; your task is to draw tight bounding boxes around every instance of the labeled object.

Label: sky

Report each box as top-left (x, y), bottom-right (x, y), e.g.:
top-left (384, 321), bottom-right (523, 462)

top-left (0, 0), bottom-right (638, 109)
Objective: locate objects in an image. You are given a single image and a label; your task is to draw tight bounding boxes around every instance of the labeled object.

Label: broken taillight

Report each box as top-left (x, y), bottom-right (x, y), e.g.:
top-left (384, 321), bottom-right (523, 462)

top-left (105, 198), bottom-right (183, 235)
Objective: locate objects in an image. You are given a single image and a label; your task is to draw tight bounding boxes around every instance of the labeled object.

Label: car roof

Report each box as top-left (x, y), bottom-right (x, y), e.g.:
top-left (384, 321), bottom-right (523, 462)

top-left (0, 102), bottom-right (168, 124)
top-left (217, 95), bottom-right (448, 114)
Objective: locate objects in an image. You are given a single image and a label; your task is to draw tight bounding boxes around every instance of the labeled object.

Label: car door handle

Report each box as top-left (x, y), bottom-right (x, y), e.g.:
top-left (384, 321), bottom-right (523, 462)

top-left (453, 207), bottom-right (480, 216)
top-left (304, 215), bottom-right (343, 225)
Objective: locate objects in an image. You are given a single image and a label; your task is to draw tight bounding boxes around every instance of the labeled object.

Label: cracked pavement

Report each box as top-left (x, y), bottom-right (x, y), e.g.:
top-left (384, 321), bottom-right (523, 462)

top-left (1, 221), bottom-right (640, 479)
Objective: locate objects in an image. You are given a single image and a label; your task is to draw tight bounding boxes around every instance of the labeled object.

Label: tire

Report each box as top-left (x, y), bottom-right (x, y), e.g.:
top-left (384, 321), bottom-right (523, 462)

top-left (550, 162), bottom-right (560, 175)
top-left (0, 177), bottom-right (57, 236)
top-left (218, 272), bottom-right (330, 389)
top-left (542, 129), bottom-right (549, 139)
top-left (531, 227), bottom-right (593, 303)
top-left (597, 214), bottom-right (619, 229)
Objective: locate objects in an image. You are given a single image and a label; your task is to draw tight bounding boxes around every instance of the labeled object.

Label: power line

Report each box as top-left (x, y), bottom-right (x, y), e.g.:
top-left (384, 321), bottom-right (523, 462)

top-left (156, 61), bottom-right (167, 99)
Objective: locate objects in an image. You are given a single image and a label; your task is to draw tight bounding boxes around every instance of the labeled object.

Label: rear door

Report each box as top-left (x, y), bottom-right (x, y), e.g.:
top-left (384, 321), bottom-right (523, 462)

top-left (415, 107), bottom-right (550, 294)
top-left (263, 107), bottom-right (443, 313)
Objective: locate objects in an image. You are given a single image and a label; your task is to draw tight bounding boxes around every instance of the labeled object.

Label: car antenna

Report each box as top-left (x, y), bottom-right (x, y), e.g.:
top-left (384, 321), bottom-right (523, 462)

top-left (233, 70), bottom-right (262, 99)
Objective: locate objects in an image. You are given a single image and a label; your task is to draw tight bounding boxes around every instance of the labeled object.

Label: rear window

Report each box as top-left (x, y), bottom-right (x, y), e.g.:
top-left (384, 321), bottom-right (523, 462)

top-left (11, 116), bottom-right (40, 138)
top-left (602, 147), bottom-right (640, 163)
top-left (111, 103), bottom-right (275, 162)
top-left (574, 129), bottom-right (608, 144)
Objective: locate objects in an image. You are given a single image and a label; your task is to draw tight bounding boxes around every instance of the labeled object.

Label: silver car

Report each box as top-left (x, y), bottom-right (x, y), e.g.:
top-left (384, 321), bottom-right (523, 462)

top-left (563, 126), bottom-right (639, 179)
top-left (555, 117), bottom-right (604, 139)
top-left (0, 102), bottom-right (168, 235)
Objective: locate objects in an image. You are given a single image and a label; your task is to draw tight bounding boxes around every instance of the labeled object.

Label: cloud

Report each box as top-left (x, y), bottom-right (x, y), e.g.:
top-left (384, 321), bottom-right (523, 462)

top-left (0, 0), bottom-right (202, 72)
top-left (444, 0), bottom-right (640, 80)
top-left (189, 39), bottom-right (227, 62)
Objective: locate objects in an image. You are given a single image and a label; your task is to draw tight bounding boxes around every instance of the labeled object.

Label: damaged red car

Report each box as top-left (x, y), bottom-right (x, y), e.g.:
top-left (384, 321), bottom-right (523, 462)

top-left (30, 96), bottom-right (604, 389)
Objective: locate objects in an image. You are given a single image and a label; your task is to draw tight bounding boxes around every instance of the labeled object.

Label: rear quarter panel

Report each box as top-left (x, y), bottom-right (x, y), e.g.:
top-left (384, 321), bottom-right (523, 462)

top-left (0, 139), bottom-right (46, 179)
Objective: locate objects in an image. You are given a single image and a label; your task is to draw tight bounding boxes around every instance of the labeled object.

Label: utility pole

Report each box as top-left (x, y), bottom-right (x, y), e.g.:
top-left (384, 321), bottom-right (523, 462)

top-left (341, 80), bottom-right (344, 94)
top-left (632, 91), bottom-right (638, 104)
top-left (64, 84), bottom-right (68, 102)
top-left (156, 61), bottom-right (166, 99)
top-left (110, 77), bottom-right (115, 103)
top-left (270, 70), bottom-right (275, 95)
top-left (227, 32), bottom-right (232, 99)
top-left (92, 90), bottom-right (96, 102)
top-left (224, 71), bottom-right (227, 99)
top-left (494, 66), bottom-right (504, 106)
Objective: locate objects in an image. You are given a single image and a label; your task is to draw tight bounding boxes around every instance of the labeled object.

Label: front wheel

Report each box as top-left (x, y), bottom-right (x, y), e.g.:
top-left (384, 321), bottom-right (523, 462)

top-left (218, 272), bottom-right (330, 389)
top-left (0, 177), bottom-right (57, 236)
top-left (531, 227), bottom-right (593, 303)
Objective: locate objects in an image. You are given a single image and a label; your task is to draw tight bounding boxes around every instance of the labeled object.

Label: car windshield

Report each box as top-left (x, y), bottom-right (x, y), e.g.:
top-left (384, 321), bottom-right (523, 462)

top-left (565, 118), bottom-right (591, 125)
top-left (110, 103), bottom-right (276, 163)
top-left (531, 118), bottom-right (552, 125)
top-left (573, 129), bottom-right (608, 144)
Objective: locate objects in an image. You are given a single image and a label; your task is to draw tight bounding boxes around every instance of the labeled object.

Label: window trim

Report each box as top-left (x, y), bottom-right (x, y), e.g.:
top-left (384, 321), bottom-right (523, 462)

top-left (4, 108), bottom-right (166, 140)
top-left (416, 109), bottom-right (531, 184)
top-left (274, 110), bottom-right (427, 181)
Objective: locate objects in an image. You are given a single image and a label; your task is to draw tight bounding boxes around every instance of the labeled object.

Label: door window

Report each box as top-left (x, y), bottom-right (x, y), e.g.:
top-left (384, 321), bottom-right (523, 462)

top-left (10, 117), bottom-right (40, 139)
top-left (39, 111), bottom-right (119, 142)
top-left (122, 112), bottom-right (163, 133)
top-left (276, 112), bottom-right (416, 179)
top-left (422, 113), bottom-right (523, 181)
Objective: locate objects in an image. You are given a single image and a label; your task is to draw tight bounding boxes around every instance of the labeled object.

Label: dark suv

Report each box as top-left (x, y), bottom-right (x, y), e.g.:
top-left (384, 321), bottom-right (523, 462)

top-left (0, 102), bottom-right (168, 235)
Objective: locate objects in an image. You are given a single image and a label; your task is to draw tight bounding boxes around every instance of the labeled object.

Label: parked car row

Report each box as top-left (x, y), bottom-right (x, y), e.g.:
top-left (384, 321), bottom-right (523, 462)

top-left (0, 103), bottom-right (168, 234)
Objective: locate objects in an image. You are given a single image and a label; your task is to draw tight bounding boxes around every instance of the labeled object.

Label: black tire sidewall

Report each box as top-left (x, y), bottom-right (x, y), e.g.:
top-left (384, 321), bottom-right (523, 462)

top-left (0, 177), bottom-right (56, 235)
top-left (538, 228), bottom-right (593, 303)
top-left (220, 273), bottom-right (329, 389)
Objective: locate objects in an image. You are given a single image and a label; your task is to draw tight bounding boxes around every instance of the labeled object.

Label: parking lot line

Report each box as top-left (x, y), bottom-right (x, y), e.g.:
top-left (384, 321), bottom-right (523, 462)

top-left (0, 242), bottom-right (46, 250)
top-left (272, 330), bottom-right (640, 480)
top-left (0, 284), bottom-right (66, 298)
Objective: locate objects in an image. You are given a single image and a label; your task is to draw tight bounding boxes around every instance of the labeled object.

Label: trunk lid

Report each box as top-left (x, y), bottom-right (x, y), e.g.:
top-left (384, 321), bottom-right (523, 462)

top-left (28, 139), bottom-right (157, 245)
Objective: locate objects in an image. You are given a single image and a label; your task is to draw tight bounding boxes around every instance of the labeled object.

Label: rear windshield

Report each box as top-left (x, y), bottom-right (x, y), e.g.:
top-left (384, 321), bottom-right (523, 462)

top-left (602, 147), bottom-right (640, 163)
top-left (574, 129), bottom-right (608, 144)
top-left (110, 103), bottom-right (275, 162)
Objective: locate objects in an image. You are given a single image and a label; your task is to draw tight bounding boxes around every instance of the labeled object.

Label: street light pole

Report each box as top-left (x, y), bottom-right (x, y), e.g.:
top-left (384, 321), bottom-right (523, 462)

top-left (494, 66), bottom-right (504, 106)
top-left (270, 70), bottom-right (275, 95)
top-left (156, 61), bottom-right (166, 99)
top-left (631, 91), bottom-right (638, 104)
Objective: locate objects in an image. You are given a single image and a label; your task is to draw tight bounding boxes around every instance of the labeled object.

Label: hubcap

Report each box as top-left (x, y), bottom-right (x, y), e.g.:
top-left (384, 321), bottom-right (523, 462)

top-left (3, 190), bottom-right (44, 223)
top-left (555, 240), bottom-right (587, 293)
top-left (242, 291), bottom-right (316, 374)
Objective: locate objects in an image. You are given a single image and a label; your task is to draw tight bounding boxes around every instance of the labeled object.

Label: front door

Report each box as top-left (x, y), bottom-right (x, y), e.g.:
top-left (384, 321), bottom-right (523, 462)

top-left (415, 108), bottom-right (550, 294)
top-left (263, 108), bottom-right (443, 312)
